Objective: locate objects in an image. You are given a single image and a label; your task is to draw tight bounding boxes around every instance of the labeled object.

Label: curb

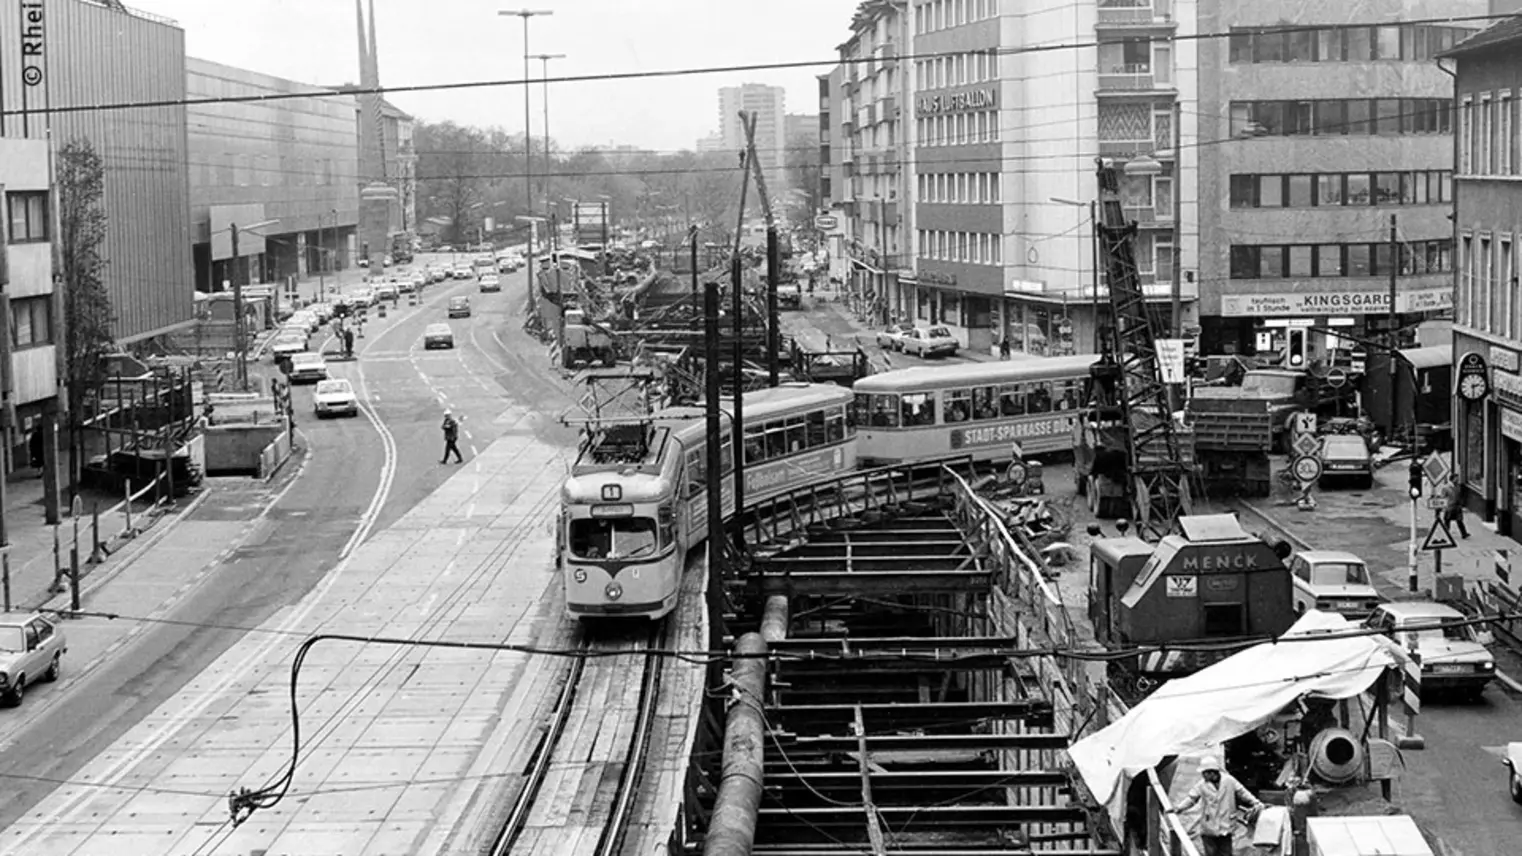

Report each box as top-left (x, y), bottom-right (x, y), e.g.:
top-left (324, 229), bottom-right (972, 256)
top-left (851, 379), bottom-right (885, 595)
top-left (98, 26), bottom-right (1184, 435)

top-left (1497, 669), bottom-right (1522, 694)
top-left (37, 488), bottom-right (212, 613)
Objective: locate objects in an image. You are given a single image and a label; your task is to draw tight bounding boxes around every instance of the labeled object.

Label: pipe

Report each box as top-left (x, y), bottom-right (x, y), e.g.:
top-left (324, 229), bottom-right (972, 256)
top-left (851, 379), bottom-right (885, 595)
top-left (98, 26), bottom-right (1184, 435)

top-left (760, 595), bottom-right (789, 644)
top-left (703, 631), bottom-right (768, 856)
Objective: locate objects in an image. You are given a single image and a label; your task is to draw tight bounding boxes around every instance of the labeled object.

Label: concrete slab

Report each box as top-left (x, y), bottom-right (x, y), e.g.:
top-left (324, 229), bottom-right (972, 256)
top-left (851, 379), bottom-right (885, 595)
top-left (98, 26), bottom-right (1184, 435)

top-left (0, 434), bottom-right (571, 856)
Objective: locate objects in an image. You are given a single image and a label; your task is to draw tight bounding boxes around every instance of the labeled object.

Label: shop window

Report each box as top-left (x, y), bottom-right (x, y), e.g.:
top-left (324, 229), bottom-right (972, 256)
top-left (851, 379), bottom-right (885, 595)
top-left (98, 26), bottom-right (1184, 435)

top-left (1463, 405), bottom-right (1484, 490)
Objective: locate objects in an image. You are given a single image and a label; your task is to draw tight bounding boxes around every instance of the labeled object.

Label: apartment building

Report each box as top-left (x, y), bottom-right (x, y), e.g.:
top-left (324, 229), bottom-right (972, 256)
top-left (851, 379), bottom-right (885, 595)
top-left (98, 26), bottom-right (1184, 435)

top-left (1446, 18), bottom-right (1522, 540)
top-left (720, 84), bottom-right (788, 192)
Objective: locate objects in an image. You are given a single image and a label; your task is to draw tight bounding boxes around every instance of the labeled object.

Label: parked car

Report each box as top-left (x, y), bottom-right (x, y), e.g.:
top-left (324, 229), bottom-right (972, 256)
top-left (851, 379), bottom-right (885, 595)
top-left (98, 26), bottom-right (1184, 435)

top-left (424, 323), bottom-right (455, 350)
top-left (452, 265), bottom-right (474, 280)
top-left (900, 326), bottom-right (959, 358)
top-left (271, 332), bottom-right (309, 361)
top-left (1289, 550), bottom-right (1383, 619)
top-left (375, 282), bottom-right (399, 301)
top-left (287, 351), bottom-right (329, 384)
top-left (479, 274), bottom-right (501, 293)
top-left (1318, 434), bottom-right (1375, 489)
top-left (875, 322), bottom-right (915, 351)
top-left (313, 378), bottom-right (359, 418)
top-left (1503, 743), bottom-right (1522, 803)
top-left (448, 296), bottom-right (471, 318)
top-left (348, 289), bottom-right (375, 309)
top-left (1363, 601), bottom-right (1496, 699)
top-left (0, 612), bottom-right (66, 707)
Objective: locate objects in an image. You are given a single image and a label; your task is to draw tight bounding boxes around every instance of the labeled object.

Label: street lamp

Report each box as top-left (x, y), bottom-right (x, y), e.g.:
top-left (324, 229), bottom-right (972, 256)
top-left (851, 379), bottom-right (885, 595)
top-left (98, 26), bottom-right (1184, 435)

top-left (500, 9), bottom-right (553, 291)
top-left (530, 52), bottom-right (565, 213)
top-left (221, 218), bottom-right (279, 391)
top-left (1051, 196), bottom-right (1100, 353)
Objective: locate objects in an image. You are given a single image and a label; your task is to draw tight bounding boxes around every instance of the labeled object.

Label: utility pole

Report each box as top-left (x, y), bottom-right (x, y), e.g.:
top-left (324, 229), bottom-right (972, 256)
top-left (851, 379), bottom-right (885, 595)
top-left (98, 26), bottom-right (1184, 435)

top-left (1388, 213), bottom-right (1400, 440)
top-left (766, 227), bottom-right (781, 386)
top-left (500, 9), bottom-right (552, 320)
top-left (1090, 199), bottom-right (1101, 352)
top-left (731, 255), bottom-right (746, 523)
top-left (1169, 98), bottom-right (1184, 338)
top-left (231, 223), bottom-right (247, 391)
top-left (703, 279), bottom-right (726, 652)
top-left (0, 193), bottom-right (10, 554)
top-left (318, 212), bottom-right (327, 300)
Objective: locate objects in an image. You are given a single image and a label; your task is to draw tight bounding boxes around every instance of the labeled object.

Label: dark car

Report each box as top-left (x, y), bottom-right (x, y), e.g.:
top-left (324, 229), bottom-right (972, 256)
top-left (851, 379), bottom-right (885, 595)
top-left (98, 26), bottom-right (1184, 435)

top-left (1318, 434), bottom-right (1374, 490)
top-left (448, 296), bottom-right (471, 318)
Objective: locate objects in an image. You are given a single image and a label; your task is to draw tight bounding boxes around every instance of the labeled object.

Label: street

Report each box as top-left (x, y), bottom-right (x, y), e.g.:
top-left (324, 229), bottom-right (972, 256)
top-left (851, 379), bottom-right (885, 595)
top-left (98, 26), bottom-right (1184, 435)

top-left (0, 256), bottom-right (576, 830)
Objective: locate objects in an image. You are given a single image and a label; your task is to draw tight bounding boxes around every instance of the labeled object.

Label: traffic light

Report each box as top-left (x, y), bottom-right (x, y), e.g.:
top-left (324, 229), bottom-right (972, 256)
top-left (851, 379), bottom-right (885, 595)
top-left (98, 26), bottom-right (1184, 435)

top-left (1287, 328), bottom-right (1307, 368)
top-left (1408, 460), bottom-right (1423, 500)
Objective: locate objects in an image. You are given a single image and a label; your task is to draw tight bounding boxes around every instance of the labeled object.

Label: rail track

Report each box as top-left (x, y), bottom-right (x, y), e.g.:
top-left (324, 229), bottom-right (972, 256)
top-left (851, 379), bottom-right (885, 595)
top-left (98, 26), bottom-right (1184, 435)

top-left (489, 622), bottom-right (666, 856)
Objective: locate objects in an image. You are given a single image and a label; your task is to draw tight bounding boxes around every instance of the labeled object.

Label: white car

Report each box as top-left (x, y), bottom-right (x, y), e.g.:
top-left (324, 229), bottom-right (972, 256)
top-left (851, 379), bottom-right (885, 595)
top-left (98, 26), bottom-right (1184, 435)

top-left (308, 302), bottom-right (333, 323)
top-left (900, 325), bottom-right (959, 358)
top-left (286, 351), bottom-right (329, 384)
top-left (376, 282), bottom-right (399, 301)
top-left (0, 612), bottom-right (66, 707)
top-left (875, 322), bottom-right (915, 351)
top-left (452, 265), bottom-right (474, 280)
top-left (348, 289), bottom-right (375, 308)
top-left (479, 274), bottom-right (502, 293)
top-left (270, 333), bottom-right (308, 361)
top-left (1364, 601), bottom-right (1496, 700)
top-left (1289, 551), bottom-right (1383, 619)
top-left (313, 378), bottom-right (359, 418)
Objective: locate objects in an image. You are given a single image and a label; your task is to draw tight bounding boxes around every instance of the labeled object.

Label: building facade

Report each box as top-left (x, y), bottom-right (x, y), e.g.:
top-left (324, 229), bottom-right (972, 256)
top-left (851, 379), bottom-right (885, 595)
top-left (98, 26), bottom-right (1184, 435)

top-left (380, 99), bottom-right (416, 239)
top-left (1446, 19), bottom-right (1522, 539)
top-left (1199, 1), bottom-right (1478, 362)
top-left (0, 0), bottom-right (194, 345)
top-left (186, 58), bottom-right (360, 296)
top-left (1, 138), bottom-right (62, 448)
top-left (720, 84), bottom-right (787, 191)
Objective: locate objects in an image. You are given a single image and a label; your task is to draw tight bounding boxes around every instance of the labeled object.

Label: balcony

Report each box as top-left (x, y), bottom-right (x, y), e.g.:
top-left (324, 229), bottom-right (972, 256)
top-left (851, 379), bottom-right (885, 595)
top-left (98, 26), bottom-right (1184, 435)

top-left (882, 151), bottom-right (899, 172)
top-left (880, 41), bottom-right (898, 69)
top-left (842, 119), bottom-right (856, 137)
top-left (884, 200), bottom-right (900, 225)
top-left (881, 95), bottom-right (898, 120)
top-left (1096, 64), bottom-right (1174, 95)
top-left (1098, 138), bottom-right (1153, 157)
top-left (844, 77), bottom-right (860, 97)
top-left (865, 104), bottom-right (878, 126)
top-left (1096, 0), bottom-right (1174, 27)
top-left (1123, 203), bottom-right (1173, 226)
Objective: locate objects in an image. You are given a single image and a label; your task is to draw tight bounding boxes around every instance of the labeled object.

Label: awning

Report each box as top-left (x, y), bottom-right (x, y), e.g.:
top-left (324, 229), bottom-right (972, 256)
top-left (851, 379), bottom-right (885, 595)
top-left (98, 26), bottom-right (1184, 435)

top-left (1067, 611), bottom-right (1401, 833)
top-left (851, 258), bottom-right (883, 275)
top-left (1001, 290), bottom-right (1198, 306)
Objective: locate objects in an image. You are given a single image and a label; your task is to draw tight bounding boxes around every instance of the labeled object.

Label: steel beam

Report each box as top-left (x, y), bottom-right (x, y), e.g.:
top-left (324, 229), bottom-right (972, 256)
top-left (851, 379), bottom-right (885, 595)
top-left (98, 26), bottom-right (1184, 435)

top-left (765, 768), bottom-right (1070, 792)
top-left (762, 554), bottom-right (973, 572)
top-left (785, 539), bottom-right (971, 557)
top-left (760, 570), bottom-right (990, 595)
top-left (753, 848), bottom-right (1120, 856)
top-left (770, 700), bottom-right (1055, 729)
top-left (756, 803), bottom-right (1089, 828)
top-left (776, 732), bottom-right (1069, 753)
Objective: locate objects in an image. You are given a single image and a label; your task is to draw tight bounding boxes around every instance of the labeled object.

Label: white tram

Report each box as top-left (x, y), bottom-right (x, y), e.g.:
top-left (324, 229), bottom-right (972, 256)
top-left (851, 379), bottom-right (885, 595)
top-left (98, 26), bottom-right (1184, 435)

top-left (562, 383), bottom-right (858, 620)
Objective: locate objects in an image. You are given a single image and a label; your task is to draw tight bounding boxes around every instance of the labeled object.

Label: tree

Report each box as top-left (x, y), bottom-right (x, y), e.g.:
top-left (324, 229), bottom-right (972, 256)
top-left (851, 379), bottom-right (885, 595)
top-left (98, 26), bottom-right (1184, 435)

top-left (58, 136), bottom-right (115, 493)
top-left (783, 129), bottom-right (823, 225)
top-left (414, 120), bottom-right (498, 244)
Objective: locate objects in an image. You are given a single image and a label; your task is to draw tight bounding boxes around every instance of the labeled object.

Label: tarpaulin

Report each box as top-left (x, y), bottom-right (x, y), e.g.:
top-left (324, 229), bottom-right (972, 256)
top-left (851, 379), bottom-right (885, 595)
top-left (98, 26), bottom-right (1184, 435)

top-left (1067, 611), bottom-right (1401, 831)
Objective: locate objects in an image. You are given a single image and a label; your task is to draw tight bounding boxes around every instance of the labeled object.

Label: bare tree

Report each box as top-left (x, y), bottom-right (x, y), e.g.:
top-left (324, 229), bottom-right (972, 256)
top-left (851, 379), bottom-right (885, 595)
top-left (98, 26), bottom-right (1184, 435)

top-left (58, 137), bottom-right (115, 493)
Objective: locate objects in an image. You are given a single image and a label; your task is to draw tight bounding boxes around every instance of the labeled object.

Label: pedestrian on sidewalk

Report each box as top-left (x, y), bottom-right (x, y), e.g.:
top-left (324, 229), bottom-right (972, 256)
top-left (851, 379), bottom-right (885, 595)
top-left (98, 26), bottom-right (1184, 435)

top-left (343, 327), bottom-right (356, 359)
top-left (440, 412), bottom-right (464, 464)
top-left (1167, 756), bottom-right (1263, 856)
top-left (1441, 480), bottom-right (1471, 538)
top-left (999, 336), bottom-right (1012, 361)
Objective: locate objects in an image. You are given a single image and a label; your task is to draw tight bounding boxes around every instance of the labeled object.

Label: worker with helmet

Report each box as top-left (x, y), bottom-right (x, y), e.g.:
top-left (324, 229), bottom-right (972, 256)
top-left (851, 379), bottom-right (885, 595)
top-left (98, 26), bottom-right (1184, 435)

top-left (1166, 755), bottom-right (1263, 856)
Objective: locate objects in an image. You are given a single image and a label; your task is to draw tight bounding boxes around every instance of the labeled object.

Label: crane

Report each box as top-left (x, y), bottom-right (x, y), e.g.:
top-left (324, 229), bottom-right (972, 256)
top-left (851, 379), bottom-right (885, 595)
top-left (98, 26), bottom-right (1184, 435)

top-left (739, 111), bottom-right (777, 234)
top-left (1092, 157), bottom-right (1193, 538)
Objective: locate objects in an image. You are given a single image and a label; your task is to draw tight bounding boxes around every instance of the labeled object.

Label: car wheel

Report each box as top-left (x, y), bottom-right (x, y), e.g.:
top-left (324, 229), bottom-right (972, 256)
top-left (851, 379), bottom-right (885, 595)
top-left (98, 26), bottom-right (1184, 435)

top-left (44, 654), bottom-right (59, 682)
top-left (1511, 771), bottom-right (1522, 804)
top-left (4, 677), bottom-right (22, 707)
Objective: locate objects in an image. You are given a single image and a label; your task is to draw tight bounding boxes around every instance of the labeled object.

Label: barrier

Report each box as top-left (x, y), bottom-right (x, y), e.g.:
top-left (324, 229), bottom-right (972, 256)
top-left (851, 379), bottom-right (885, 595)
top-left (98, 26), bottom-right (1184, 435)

top-left (257, 429), bottom-right (292, 480)
top-left (48, 469), bottom-right (173, 599)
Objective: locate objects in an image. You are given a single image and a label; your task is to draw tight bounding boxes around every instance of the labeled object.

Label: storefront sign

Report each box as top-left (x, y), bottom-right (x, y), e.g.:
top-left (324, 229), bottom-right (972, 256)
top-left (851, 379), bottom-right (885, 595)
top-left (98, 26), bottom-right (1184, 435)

top-left (1219, 287), bottom-right (1453, 318)
top-left (1495, 369), bottom-right (1522, 410)
top-left (919, 270), bottom-right (957, 287)
top-left (1502, 409), bottom-right (1522, 443)
top-left (916, 87), bottom-right (997, 116)
top-left (1491, 345), bottom-right (1521, 375)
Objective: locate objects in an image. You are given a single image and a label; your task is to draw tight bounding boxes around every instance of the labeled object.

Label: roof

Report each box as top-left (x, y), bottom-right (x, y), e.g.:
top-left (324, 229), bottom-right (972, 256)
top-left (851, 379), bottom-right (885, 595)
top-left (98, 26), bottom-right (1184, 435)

top-left (1439, 15), bottom-right (1522, 59)
top-left (1399, 346), bottom-right (1451, 371)
top-left (1379, 600), bottom-right (1464, 619)
top-left (854, 354), bottom-right (1098, 394)
top-left (1297, 550), bottom-right (1364, 564)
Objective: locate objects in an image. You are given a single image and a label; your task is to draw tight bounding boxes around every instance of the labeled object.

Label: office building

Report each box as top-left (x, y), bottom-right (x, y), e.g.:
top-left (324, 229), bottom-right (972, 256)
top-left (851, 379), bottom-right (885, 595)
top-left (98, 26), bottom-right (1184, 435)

top-left (1, 138), bottom-right (62, 448)
top-left (719, 84), bottom-right (787, 190)
top-left (0, 0), bottom-right (194, 345)
top-left (187, 58), bottom-right (360, 295)
top-left (1445, 18), bottom-right (1522, 539)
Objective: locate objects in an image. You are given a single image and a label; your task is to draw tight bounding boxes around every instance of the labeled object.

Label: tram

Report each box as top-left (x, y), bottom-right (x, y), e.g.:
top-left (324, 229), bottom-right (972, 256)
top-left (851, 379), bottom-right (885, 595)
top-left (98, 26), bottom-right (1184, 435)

top-left (562, 383), bottom-right (857, 619)
top-left (853, 355), bottom-right (1095, 466)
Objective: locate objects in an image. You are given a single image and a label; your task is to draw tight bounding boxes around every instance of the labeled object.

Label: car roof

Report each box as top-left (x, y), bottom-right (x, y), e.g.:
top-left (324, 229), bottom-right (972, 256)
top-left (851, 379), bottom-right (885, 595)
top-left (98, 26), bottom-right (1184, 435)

top-left (450, 296), bottom-right (470, 303)
top-left (1323, 434), bottom-right (1366, 447)
top-left (425, 322), bottom-right (452, 333)
top-left (316, 378), bottom-right (352, 390)
top-left (1378, 601), bottom-right (1463, 620)
top-left (0, 611), bottom-right (45, 626)
top-left (291, 351), bottom-right (324, 361)
top-left (1297, 550), bottom-right (1364, 563)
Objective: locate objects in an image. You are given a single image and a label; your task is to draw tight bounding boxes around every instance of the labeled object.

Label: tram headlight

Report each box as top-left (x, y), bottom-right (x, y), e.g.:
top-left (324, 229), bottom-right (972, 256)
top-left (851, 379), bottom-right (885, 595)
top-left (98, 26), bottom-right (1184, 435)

top-left (573, 568), bottom-right (588, 584)
top-left (605, 582), bottom-right (623, 601)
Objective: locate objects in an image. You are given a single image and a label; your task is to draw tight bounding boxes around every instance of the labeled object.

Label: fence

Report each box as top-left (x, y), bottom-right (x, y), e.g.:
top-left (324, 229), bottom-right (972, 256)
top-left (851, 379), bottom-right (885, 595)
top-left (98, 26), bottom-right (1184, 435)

top-left (257, 430), bottom-right (292, 480)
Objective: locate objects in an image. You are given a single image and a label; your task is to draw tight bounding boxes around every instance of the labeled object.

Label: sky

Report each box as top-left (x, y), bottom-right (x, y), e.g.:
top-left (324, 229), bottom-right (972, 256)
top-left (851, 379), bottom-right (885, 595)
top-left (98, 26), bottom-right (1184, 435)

top-left (130, 0), bottom-right (861, 153)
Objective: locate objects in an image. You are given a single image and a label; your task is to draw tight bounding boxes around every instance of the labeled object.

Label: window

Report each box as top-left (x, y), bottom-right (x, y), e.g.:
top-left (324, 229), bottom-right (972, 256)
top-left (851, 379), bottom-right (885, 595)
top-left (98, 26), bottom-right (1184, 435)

top-left (1346, 100), bottom-right (1372, 135)
top-left (1347, 27), bottom-right (1373, 61)
top-left (1287, 174), bottom-right (1313, 207)
top-left (1229, 32), bottom-right (1252, 63)
top-left (1347, 244), bottom-right (1371, 277)
top-left (1503, 95), bottom-right (1514, 175)
top-left (1258, 175), bottom-right (1283, 207)
top-left (1317, 28), bottom-right (1345, 61)
top-left (1288, 28), bottom-right (1315, 62)
top-left (1460, 97), bottom-right (1474, 173)
top-left (1375, 26), bottom-right (1401, 59)
top-left (6, 192), bottom-right (48, 243)
top-left (10, 295), bottom-right (52, 349)
top-left (1317, 174), bottom-right (1344, 206)
top-left (1346, 173), bottom-right (1371, 205)
top-left (1316, 245), bottom-right (1343, 276)
top-left (1230, 175), bottom-right (1256, 207)
top-left (1258, 246), bottom-right (1286, 278)
top-left (1315, 101), bottom-right (1346, 136)
top-left (1482, 95), bottom-right (1494, 175)
top-left (1373, 172), bottom-right (1402, 204)
top-left (1289, 245), bottom-right (1313, 277)
top-left (1252, 31), bottom-right (1285, 63)
top-left (1230, 245), bottom-right (1259, 279)
top-left (1375, 99), bottom-right (1404, 135)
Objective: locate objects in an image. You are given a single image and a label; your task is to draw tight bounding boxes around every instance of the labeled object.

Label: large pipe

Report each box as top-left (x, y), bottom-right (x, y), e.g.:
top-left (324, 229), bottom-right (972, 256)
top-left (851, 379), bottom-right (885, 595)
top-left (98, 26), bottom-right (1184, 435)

top-left (760, 595), bottom-right (789, 644)
top-left (703, 631), bottom-right (768, 856)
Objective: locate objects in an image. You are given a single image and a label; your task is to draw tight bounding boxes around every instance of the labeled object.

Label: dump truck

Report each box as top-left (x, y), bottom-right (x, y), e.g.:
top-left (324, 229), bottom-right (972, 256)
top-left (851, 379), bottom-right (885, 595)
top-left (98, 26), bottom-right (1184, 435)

top-left (1187, 368), bottom-right (1351, 497)
top-left (561, 308), bottom-right (617, 368)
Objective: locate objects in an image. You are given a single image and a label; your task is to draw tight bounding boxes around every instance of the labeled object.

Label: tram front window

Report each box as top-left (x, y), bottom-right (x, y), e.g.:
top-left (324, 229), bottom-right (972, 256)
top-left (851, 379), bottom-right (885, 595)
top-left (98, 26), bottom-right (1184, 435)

top-left (569, 517), bottom-right (659, 560)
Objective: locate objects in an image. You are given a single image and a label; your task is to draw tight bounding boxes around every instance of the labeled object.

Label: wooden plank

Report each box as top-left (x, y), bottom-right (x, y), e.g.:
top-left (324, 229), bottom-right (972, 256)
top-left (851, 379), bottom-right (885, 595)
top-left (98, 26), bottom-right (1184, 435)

top-left (854, 706), bottom-right (888, 856)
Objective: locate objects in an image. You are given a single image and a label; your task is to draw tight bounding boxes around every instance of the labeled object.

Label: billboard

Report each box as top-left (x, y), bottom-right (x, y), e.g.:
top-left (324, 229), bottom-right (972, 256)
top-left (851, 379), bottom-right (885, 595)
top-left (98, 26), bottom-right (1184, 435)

top-left (574, 202), bottom-right (607, 243)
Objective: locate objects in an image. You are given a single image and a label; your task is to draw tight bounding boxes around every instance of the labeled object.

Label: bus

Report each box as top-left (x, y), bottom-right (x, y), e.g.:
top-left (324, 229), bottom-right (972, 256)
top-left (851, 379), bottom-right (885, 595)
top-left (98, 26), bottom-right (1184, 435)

top-left (853, 355), bottom-right (1096, 466)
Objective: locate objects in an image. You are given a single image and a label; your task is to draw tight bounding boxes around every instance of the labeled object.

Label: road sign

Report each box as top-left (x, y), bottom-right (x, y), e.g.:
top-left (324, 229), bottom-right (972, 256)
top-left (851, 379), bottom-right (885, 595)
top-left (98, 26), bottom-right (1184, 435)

top-left (1420, 518), bottom-right (1458, 552)
top-left (1292, 432), bottom-right (1321, 458)
top-left (814, 215), bottom-right (839, 230)
top-left (1422, 453), bottom-right (1451, 488)
top-left (1326, 367), bottom-right (1347, 388)
top-left (1426, 496), bottom-right (1448, 510)
top-left (1291, 455), bottom-right (1323, 483)
top-left (1155, 339), bottom-right (1187, 383)
top-left (1291, 412), bottom-right (1318, 437)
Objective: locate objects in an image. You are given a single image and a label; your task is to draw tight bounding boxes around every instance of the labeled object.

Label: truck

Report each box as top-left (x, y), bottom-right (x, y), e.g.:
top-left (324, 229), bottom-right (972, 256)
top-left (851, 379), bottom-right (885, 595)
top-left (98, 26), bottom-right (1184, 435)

top-left (776, 280), bottom-right (802, 310)
top-left (1186, 368), bottom-right (1352, 497)
top-left (1087, 513), bottom-right (1295, 698)
top-left (561, 308), bottom-right (617, 369)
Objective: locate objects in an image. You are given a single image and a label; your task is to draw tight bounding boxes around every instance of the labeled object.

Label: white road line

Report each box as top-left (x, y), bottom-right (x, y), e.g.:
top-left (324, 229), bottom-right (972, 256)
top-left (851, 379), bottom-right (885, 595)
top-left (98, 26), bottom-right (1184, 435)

top-left (470, 444), bottom-right (479, 455)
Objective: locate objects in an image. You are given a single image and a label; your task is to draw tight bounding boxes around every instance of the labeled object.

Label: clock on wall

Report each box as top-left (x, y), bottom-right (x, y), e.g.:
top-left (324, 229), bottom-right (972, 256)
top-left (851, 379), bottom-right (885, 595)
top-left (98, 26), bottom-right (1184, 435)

top-left (1457, 351), bottom-right (1490, 402)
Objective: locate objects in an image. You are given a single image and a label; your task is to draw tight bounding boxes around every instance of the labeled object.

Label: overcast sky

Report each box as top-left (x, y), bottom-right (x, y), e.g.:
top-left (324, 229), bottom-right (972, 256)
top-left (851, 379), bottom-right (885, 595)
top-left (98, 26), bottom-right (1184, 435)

top-left (131, 0), bottom-right (858, 152)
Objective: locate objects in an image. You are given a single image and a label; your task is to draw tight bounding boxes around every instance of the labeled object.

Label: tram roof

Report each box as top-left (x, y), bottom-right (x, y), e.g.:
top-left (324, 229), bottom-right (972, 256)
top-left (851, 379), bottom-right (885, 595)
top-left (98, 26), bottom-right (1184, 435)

top-left (854, 354), bottom-right (1100, 394)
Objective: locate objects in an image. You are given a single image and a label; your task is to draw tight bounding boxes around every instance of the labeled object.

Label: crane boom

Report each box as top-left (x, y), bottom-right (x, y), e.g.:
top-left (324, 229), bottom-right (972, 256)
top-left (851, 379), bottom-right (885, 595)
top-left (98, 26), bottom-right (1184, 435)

top-left (1094, 158), bottom-right (1193, 538)
top-left (740, 111), bottom-right (776, 231)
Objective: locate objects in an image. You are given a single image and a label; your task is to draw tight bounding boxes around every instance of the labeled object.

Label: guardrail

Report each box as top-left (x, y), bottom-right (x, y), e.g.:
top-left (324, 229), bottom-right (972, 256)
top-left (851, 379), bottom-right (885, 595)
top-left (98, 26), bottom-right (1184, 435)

top-left (737, 455), bottom-right (977, 552)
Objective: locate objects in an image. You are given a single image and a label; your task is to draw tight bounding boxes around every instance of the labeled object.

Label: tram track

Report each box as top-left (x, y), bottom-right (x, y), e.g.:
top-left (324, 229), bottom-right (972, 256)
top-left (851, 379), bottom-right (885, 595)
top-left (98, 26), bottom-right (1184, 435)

top-left (489, 621), bottom-right (666, 856)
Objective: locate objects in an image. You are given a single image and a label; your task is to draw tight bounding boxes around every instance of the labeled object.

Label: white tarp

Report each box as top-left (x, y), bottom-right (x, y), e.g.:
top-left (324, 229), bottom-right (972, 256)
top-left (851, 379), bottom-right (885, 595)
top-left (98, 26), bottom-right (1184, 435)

top-left (1068, 611), bottom-right (1401, 831)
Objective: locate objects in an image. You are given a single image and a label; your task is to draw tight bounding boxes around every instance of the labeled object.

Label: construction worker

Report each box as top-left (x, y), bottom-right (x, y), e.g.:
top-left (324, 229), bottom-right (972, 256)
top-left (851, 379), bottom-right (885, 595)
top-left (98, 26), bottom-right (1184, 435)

top-left (1167, 756), bottom-right (1263, 856)
top-left (440, 411), bottom-right (464, 464)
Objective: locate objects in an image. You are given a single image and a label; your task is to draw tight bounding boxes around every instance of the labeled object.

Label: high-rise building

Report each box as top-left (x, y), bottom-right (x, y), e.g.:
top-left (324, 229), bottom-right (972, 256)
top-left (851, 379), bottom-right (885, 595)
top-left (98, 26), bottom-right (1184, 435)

top-left (719, 84), bottom-right (787, 192)
top-left (696, 133), bottom-right (726, 153)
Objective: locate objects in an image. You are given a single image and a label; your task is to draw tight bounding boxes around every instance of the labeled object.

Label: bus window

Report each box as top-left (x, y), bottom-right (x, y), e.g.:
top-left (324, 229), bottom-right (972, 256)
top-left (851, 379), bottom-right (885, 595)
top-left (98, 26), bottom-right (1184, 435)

top-left (786, 416), bottom-right (807, 453)
top-left (658, 504), bottom-right (675, 547)
top-left (720, 436), bottom-right (736, 474)
top-left (999, 384), bottom-right (1025, 416)
top-left (901, 392), bottom-right (936, 426)
top-left (826, 407), bottom-right (846, 443)
top-left (1028, 382), bottom-right (1054, 413)
top-left (1057, 380), bottom-right (1082, 411)
top-left (744, 426), bottom-right (765, 464)
top-left (870, 394), bottom-right (900, 428)
top-left (765, 421), bottom-right (788, 459)
top-left (686, 449), bottom-right (706, 497)
top-left (845, 400), bottom-right (859, 430)
top-left (806, 410), bottom-right (828, 447)
top-left (972, 386), bottom-right (998, 420)
top-left (944, 389), bottom-right (972, 423)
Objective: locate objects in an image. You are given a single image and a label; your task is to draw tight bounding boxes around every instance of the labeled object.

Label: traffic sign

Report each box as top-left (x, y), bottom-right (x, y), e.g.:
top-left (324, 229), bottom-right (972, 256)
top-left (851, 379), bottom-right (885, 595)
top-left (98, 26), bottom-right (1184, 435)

top-left (1422, 453), bottom-right (1451, 488)
top-left (1426, 496), bottom-right (1448, 511)
top-left (1326, 367), bottom-right (1347, 388)
top-left (1420, 517), bottom-right (1458, 552)
top-left (814, 215), bottom-right (839, 230)
top-left (1291, 412), bottom-right (1318, 437)
top-left (1291, 455), bottom-right (1323, 483)
top-left (1292, 432), bottom-right (1321, 458)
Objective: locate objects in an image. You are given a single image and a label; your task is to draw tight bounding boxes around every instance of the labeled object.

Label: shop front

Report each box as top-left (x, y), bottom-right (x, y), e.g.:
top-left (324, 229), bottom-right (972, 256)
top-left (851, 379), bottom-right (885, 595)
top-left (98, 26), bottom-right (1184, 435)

top-left (901, 270), bottom-right (997, 355)
top-left (1451, 333), bottom-right (1522, 541)
top-left (1205, 286), bottom-right (1452, 357)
